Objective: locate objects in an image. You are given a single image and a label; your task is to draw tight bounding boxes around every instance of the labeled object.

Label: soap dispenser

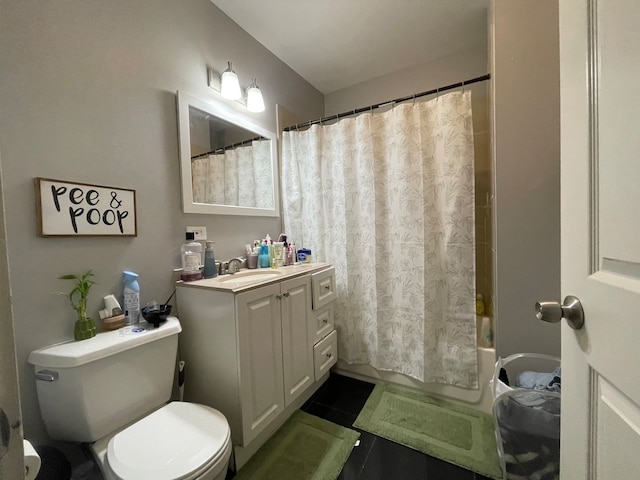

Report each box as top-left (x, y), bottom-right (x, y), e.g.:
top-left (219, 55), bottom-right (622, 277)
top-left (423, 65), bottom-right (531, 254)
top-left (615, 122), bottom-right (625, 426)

top-left (203, 241), bottom-right (217, 279)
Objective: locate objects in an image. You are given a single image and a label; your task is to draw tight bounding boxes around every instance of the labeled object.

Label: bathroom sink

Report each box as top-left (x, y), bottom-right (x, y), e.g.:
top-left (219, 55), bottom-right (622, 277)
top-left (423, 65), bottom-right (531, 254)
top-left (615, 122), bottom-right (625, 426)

top-left (217, 269), bottom-right (284, 286)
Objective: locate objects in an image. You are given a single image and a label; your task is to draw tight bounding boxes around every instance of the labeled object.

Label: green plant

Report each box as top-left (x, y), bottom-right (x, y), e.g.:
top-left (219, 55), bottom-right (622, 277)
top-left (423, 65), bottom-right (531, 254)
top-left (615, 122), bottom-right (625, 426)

top-left (57, 270), bottom-right (96, 321)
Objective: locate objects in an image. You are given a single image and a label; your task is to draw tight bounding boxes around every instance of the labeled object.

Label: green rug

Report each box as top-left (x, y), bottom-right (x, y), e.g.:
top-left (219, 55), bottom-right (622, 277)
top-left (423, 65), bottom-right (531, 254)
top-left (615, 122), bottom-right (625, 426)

top-left (354, 383), bottom-right (502, 479)
top-left (235, 410), bottom-right (360, 480)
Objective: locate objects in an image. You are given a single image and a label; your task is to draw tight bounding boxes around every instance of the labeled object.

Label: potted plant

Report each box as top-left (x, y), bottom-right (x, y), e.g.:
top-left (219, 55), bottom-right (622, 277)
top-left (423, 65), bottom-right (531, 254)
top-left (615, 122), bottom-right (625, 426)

top-left (57, 270), bottom-right (97, 341)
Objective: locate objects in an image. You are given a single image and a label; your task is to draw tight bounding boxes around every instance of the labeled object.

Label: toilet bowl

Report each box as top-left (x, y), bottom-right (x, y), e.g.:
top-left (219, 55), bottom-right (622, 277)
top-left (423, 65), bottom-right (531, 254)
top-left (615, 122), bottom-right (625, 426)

top-left (28, 317), bottom-right (232, 480)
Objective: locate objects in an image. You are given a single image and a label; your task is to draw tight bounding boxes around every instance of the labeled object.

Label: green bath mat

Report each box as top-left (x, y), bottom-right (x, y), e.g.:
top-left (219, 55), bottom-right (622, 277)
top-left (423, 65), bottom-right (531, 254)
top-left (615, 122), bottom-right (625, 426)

top-left (235, 410), bottom-right (360, 480)
top-left (354, 383), bottom-right (502, 479)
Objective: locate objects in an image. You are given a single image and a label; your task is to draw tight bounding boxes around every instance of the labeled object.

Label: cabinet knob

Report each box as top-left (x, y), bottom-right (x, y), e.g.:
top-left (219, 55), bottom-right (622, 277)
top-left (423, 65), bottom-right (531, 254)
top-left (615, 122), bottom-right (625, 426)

top-left (283, 291), bottom-right (290, 297)
top-left (322, 318), bottom-right (328, 324)
top-left (276, 294), bottom-right (282, 300)
top-left (326, 352), bottom-right (332, 358)
top-left (324, 285), bottom-right (331, 291)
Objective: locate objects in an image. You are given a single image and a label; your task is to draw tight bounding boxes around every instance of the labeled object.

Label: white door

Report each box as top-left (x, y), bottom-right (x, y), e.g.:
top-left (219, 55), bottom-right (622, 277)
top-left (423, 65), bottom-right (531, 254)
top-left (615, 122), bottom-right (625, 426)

top-left (560, 0), bottom-right (640, 477)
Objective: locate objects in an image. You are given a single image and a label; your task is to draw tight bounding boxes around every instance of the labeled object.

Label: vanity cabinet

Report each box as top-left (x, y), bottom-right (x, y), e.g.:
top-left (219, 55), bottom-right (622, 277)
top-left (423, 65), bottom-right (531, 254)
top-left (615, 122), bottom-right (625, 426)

top-left (175, 264), bottom-right (336, 454)
top-left (236, 275), bottom-right (313, 443)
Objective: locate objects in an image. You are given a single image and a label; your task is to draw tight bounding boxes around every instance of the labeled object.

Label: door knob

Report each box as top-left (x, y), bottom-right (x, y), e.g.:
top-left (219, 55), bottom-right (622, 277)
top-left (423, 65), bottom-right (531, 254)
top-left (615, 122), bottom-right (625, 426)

top-left (535, 295), bottom-right (585, 330)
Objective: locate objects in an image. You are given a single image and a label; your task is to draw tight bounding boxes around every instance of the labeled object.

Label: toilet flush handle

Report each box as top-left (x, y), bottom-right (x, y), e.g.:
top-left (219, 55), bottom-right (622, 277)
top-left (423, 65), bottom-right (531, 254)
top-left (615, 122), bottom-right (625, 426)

top-left (35, 370), bottom-right (58, 382)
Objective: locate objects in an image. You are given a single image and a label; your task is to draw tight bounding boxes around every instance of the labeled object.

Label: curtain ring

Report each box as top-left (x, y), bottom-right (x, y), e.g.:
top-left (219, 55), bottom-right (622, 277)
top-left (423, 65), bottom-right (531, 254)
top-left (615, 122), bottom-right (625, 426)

top-left (436, 87), bottom-right (439, 101)
top-left (461, 80), bottom-right (465, 93)
top-left (412, 94), bottom-right (416, 105)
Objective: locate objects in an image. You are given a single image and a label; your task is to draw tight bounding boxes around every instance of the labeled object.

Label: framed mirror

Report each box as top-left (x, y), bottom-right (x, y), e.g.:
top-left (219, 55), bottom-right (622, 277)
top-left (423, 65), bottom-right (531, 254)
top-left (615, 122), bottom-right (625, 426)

top-left (176, 91), bottom-right (279, 216)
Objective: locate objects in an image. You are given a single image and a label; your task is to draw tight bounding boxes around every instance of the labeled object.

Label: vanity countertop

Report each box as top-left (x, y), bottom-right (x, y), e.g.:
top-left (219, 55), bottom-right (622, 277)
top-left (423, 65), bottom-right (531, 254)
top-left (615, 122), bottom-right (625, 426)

top-left (176, 262), bottom-right (332, 293)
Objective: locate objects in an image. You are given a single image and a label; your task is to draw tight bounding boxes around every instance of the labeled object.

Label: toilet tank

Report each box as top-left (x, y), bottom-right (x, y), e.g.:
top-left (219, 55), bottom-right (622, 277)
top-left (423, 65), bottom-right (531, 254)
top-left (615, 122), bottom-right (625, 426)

top-left (28, 317), bottom-right (182, 443)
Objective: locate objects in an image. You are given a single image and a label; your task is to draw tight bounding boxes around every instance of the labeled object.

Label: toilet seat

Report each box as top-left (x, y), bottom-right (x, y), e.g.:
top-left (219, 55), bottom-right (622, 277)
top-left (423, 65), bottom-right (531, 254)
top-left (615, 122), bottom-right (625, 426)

top-left (106, 402), bottom-right (231, 480)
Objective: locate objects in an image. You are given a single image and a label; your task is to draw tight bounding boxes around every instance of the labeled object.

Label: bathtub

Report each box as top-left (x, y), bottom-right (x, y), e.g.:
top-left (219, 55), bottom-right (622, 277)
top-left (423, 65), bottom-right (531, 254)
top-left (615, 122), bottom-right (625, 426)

top-left (334, 346), bottom-right (496, 414)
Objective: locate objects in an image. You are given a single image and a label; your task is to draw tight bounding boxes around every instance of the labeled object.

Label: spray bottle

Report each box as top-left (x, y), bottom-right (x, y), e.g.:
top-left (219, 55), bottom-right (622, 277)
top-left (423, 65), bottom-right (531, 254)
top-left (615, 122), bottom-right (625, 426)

top-left (123, 271), bottom-right (140, 325)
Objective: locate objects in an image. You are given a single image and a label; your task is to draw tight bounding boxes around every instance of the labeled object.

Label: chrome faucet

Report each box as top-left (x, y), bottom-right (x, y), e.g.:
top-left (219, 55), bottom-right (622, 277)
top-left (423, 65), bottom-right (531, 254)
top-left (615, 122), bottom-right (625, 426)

top-left (226, 257), bottom-right (244, 274)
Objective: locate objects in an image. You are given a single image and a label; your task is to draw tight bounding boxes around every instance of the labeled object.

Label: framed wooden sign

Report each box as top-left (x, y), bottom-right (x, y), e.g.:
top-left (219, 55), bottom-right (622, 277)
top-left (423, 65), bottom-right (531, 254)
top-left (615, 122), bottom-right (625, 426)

top-left (35, 178), bottom-right (137, 237)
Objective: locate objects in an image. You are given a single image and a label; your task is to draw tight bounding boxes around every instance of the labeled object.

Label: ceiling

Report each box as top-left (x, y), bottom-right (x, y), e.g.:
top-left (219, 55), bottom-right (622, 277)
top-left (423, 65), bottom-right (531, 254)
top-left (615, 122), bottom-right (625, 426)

top-left (211, 0), bottom-right (489, 95)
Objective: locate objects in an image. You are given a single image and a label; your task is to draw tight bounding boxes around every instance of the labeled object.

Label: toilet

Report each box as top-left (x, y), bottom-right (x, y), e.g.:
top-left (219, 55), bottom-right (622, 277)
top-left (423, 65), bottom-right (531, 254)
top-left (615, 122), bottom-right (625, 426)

top-left (28, 317), bottom-right (232, 480)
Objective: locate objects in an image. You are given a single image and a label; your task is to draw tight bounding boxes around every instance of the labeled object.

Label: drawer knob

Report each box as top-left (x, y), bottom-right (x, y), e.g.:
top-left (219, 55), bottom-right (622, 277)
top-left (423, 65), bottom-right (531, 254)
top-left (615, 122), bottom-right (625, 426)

top-left (324, 285), bottom-right (331, 291)
top-left (322, 318), bottom-right (328, 324)
top-left (326, 352), bottom-right (332, 358)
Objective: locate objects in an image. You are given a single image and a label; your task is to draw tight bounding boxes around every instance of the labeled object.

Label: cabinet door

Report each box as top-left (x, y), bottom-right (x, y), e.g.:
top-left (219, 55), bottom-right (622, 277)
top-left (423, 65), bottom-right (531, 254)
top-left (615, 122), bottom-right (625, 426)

top-left (280, 275), bottom-right (314, 407)
top-left (236, 283), bottom-right (284, 446)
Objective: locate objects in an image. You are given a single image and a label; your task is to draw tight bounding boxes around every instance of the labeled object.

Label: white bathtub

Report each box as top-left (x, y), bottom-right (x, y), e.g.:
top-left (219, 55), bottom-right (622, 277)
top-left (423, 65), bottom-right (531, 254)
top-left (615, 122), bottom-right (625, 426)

top-left (334, 346), bottom-right (496, 414)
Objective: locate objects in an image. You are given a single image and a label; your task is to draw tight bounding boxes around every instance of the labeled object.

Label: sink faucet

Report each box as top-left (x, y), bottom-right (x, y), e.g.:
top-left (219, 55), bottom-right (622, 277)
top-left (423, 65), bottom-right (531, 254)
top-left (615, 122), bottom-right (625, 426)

top-left (226, 257), bottom-right (244, 274)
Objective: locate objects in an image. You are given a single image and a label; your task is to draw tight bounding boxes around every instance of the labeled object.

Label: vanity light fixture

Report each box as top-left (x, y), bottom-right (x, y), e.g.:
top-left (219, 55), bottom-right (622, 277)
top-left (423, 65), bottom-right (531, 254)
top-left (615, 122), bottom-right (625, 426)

top-left (246, 79), bottom-right (265, 113)
top-left (220, 61), bottom-right (241, 100)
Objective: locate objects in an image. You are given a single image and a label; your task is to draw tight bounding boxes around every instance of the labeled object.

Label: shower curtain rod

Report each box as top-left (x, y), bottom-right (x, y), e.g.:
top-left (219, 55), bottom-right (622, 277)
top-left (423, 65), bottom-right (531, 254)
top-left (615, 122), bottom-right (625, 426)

top-left (191, 135), bottom-right (267, 160)
top-left (283, 73), bottom-right (491, 132)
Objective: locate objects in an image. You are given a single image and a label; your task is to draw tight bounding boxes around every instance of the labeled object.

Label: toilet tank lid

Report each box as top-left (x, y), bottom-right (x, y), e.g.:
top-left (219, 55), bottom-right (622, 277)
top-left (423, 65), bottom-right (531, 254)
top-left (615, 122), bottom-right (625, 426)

top-left (28, 317), bottom-right (182, 368)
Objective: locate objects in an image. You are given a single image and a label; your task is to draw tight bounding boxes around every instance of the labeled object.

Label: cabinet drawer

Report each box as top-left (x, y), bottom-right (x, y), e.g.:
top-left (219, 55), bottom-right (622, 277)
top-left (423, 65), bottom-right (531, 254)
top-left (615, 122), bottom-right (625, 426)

top-left (312, 267), bottom-right (336, 309)
top-left (312, 302), bottom-right (335, 345)
top-left (313, 330), bottom-right (337, 380)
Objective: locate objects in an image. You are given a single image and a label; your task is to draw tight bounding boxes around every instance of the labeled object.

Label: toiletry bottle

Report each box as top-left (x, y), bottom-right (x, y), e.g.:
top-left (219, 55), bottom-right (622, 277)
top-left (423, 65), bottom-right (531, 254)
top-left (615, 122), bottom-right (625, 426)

top-left (476, 294), bottom-right (485, 316)
top-left (480, 316), bottom-right (494, 348)
top-left (123, 271), bottom-right (140, 325)
top-left (273, 242), bottom-right (284, 268)
top-left (181, 232), bottom-right (203, 281)
top-left (203, 241), bottom-right (217, 279)
top-left (285, 245), bottom-right (293, 266)
top-left (290, 241), bottom-right (296, 264)
top-left (265, 234), bottom-right (274, 266)
top-left (259, 243), bottom-right (270, 268)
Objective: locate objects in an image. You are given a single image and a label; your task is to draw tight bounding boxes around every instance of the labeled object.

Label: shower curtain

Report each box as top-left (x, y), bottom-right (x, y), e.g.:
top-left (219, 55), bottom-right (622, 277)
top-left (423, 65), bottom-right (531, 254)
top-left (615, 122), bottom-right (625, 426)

top-left (281, 91), bottom-right (478, 388)
top-left (191, 139), bottom-right (273, 208)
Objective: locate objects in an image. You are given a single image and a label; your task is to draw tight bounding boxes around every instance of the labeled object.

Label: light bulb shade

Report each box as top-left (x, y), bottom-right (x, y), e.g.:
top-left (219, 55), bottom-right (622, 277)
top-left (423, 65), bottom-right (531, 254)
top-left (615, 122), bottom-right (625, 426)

top-left (246, 82), bottom-right (265, 113)
top-left (220, 62), bottom-right (241, 100)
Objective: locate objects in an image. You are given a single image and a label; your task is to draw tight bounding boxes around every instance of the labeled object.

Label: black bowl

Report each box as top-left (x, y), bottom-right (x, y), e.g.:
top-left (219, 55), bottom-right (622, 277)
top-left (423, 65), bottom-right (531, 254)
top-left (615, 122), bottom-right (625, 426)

top-left (141, 304), bottom-right (172, 328)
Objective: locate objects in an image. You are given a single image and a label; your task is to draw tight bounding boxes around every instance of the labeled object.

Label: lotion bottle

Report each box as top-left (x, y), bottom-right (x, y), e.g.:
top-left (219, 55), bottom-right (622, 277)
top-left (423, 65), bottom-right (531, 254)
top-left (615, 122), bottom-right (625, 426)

top-left (123, 271), bottom-right (140, 325)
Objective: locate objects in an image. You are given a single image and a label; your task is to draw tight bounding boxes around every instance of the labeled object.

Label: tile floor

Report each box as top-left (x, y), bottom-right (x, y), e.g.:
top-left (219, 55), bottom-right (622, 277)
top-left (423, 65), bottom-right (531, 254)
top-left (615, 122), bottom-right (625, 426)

top-left (73, 372), bottom-right (495, 479)
top-left (297, 373), bottom-right (495, 480)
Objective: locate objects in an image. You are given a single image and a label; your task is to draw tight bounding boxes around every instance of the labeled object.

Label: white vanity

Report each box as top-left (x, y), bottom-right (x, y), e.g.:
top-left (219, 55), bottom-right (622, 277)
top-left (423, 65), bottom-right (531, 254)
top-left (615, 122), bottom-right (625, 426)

top-left (175, 262), bottom-right (337, 468)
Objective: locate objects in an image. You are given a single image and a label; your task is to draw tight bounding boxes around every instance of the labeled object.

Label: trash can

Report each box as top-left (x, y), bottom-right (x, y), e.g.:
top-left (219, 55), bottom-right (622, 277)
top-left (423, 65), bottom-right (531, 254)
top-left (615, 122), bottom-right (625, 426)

top-left (490, 353), bottom-right (561, 480)
top-left (34, 445), bottom-right (71, 480)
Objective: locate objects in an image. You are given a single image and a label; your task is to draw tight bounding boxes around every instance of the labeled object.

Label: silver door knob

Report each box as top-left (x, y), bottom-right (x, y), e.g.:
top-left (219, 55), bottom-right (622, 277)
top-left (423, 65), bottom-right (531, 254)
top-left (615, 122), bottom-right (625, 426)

top-left (535, 295), bottom-right (584, 330)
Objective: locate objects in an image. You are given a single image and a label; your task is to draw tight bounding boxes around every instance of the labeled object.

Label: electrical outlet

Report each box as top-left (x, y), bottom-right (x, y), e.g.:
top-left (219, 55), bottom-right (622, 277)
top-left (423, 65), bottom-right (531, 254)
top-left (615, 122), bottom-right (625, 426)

top-left (186, 226), bottom-right (207, 241)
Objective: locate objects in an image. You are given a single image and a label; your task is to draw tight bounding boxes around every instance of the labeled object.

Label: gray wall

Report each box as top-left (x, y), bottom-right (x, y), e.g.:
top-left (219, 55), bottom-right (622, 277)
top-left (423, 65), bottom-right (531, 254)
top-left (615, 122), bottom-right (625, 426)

top-left (325, 45), bottom-right (488, 116)
top-left (492, 0), bottom-right (561, 358)
top-left (0, 0), bottom-right (323, 444)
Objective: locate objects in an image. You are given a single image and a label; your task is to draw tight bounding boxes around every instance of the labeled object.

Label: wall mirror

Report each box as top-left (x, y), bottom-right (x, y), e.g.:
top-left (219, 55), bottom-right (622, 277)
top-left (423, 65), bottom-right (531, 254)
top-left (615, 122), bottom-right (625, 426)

top-left (176, 91), bottom-right (279, 216)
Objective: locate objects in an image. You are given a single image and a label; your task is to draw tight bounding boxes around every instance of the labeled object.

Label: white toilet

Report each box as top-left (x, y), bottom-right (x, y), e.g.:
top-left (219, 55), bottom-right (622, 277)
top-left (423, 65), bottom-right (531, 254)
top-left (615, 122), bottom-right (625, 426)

top-left (28, 317), bottom-right (232, 480)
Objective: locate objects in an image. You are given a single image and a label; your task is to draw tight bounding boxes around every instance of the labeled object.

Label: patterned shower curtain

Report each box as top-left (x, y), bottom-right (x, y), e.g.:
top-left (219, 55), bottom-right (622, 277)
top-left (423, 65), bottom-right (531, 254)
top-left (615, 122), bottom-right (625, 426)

top-left (281, 91), bottom-right (478, 387)
top-left (191, 139), bottom-right (273, 208)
